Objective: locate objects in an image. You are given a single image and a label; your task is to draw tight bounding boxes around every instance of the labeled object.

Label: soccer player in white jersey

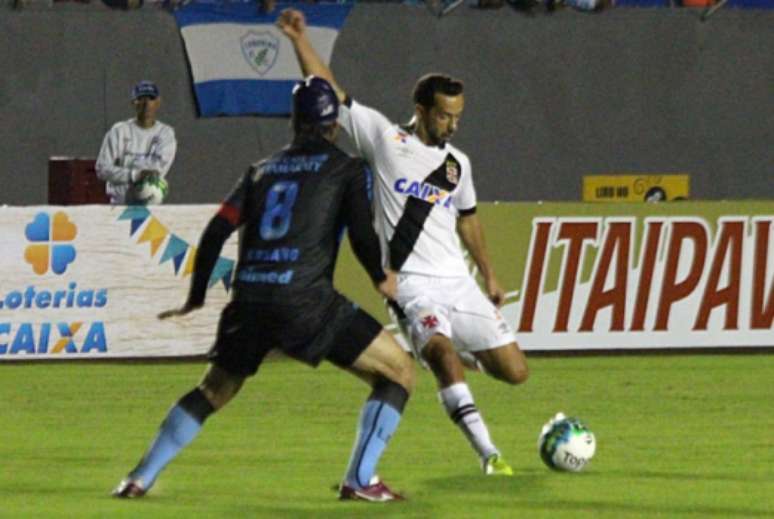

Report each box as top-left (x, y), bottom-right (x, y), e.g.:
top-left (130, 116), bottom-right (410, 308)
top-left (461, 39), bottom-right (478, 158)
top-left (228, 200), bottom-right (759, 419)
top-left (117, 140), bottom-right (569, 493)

top-left (279, 9), bottom-right (529, 476)
top-left (95, 80), bottom-right (177, 204)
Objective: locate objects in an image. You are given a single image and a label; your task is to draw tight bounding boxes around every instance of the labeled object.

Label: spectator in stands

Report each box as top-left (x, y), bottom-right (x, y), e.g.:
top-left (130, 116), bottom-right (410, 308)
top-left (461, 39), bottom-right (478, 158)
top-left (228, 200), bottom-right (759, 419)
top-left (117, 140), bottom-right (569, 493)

top-left (545, 0), bottom-right (612, 11)
top-left (95, 80), bottom-right (177, 205)
top-left (101, 0), bottom-right (144, 8)
top-left (477, 0), bottom-right (612, 11)
top-left (260, 0), bottom-right (354, 14)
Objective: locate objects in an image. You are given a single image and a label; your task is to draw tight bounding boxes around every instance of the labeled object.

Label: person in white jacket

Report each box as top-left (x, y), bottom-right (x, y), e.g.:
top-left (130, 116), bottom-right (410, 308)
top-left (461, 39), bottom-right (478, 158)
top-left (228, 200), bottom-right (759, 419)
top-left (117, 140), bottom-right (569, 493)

top-left (96, 80), bottom-right (177, 204)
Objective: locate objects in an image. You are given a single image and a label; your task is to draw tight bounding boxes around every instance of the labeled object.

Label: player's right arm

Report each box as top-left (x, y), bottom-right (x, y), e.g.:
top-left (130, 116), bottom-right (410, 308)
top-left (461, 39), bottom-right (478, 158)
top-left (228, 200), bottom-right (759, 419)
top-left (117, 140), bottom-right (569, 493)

top-left (277, 8), bottom-right (346, 103)
top-left (277, 8), bottom-right (392, 164)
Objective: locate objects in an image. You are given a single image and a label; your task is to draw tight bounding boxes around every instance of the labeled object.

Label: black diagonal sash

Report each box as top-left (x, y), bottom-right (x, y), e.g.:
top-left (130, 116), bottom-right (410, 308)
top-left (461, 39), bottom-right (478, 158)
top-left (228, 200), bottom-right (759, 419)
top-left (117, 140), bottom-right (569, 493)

top-left (388, 153), bottom-right (461, 270)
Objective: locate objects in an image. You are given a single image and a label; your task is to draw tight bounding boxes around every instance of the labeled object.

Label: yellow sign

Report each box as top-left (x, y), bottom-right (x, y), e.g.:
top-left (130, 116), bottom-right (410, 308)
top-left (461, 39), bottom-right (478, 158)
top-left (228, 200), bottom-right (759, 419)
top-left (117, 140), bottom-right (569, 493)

top-left (583, 174), bottom-right (690, 202)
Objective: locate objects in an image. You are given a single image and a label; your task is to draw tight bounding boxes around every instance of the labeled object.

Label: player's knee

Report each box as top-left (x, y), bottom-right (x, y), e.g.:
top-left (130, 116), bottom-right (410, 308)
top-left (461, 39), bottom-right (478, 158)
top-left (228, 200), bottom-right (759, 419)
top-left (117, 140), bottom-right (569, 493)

top-left (480, 346), bottom-right (529, 385)
top-left (423, 339), bottom-right (465, 386)
top-left (422, 337), bottom-right (457, 368)
top-left (200, 370), bottom-right (244, 410)
top-left (391, 351), bottom-right (416, 395)
top-left (373, 330), bottom-right (415, 394)
top-left (199, 384), bottom-right (225, 410)
top-left (498, 357), bottom-right (529, 385)
top-left (503, 363), bottom-right (529, 385)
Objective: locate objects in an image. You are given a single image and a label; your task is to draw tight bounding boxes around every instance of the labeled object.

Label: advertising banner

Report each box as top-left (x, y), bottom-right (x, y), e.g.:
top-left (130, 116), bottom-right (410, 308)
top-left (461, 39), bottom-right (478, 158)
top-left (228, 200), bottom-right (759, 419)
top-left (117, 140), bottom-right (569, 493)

top-left (335, 202), bottom-right (774, 351)
top-left (1, 202), bottom-right (772, 360)
top-left (0, 205), bottom-right (235, 359)
top-left (582, 174), bottom-right (690, 202)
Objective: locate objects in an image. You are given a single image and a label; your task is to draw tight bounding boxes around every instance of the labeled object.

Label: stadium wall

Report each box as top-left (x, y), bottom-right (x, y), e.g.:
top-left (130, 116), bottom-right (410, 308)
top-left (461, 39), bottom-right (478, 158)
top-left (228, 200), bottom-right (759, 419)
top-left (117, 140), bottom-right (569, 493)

top-left (1, 203), bottom-right (772, 359)
top-left (0, 5), bottom-right (772, 205)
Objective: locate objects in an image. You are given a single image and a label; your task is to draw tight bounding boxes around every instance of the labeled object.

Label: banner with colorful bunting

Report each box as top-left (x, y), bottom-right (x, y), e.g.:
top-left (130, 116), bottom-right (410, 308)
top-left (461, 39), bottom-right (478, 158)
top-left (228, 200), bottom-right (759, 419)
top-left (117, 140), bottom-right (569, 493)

top-left (116, 206), bottom-right (235, 290)
top-left (2, 202), bottom-right (772, 360)
top-left (0, 205), bottom-right (237, 359)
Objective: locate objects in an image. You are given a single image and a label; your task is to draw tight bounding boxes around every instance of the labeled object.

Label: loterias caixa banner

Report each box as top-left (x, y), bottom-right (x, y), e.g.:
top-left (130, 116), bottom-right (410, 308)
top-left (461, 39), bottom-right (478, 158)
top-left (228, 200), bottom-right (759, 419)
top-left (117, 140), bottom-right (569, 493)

top-left (0, 202), bottom-right (772, 359)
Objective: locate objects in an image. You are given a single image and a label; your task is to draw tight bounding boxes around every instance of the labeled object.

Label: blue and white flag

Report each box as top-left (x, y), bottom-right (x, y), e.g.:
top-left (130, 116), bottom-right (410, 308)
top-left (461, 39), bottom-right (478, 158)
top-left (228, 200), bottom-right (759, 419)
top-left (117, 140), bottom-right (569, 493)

top-left (174, 2), bottom-right (352, 117)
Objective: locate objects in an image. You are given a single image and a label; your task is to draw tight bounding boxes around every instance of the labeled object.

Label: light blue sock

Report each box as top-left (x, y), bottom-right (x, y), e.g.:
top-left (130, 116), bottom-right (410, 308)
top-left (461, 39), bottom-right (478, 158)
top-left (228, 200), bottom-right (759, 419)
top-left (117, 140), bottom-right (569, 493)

top-left (129, 405), bottom-right (203, 488)
top-left (344, 399), bottom-right (402, 488)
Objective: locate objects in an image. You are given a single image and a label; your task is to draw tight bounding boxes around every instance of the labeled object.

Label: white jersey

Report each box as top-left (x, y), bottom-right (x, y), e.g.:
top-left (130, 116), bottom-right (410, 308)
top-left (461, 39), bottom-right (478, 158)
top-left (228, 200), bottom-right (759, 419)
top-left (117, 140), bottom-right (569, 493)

top-left (95, 118), bottom-right (177, 204)
top-left (338, 99), bottom-right (476, 278)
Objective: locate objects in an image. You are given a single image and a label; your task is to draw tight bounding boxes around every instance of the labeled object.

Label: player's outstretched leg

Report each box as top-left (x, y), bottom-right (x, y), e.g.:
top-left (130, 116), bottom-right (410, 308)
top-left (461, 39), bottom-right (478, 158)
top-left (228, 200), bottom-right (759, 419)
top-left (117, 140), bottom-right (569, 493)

top-left (422, 335), bottom-right (514, 476)
top-left (339, 330), bottom-right (415, 502)
top-left (112, 364), bottom-right (243, 498)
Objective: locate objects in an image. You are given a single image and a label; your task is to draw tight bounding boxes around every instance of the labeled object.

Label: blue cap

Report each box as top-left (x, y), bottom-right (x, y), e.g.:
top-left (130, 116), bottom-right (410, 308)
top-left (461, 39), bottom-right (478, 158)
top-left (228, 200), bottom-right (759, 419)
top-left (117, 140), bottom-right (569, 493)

top-left (132, 80), bottom-right (159, 100)
top-left (292, 76), bottom-right (339, 125)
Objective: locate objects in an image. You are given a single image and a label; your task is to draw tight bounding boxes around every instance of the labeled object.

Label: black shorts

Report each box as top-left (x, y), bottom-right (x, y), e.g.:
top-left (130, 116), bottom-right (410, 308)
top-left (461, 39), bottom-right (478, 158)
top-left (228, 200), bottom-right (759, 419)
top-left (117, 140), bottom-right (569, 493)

top-left (207, 294), bottom-right (382, 377)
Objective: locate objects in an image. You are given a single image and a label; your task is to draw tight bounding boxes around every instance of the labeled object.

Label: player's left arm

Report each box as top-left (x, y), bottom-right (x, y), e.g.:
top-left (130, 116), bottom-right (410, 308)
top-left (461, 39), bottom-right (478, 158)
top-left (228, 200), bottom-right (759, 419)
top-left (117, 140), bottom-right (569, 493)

top-left (451, 155), bottom-right (504, 306)
top-left (457, 213), bottom-right (505, 307)
top-left (342, 161), bottom-right (397, 300)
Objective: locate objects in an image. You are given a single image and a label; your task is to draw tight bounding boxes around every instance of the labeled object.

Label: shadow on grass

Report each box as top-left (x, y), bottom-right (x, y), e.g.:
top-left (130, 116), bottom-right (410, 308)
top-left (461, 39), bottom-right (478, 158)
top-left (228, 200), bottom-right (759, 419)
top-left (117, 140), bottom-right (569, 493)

top-left (416, 470), bottom-right (772, 517)
top-left (421, 469), bottom-right (544, 496)
top-left (87, 476), bottom-right (772, 519)
top-left (121, 495), bottom-right (438, 519)
top-left (603, 469), bottom-right (773, 483)
top-left (514, 499), bottom-right (773, 518)
top-left (235, 503), bottom-right (437, 519)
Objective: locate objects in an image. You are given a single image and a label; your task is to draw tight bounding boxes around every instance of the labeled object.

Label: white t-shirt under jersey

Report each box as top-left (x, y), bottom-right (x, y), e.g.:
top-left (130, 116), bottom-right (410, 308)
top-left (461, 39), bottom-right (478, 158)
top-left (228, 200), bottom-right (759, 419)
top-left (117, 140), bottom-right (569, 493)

top-left (338, 99), bottom-right (476, 278)
top-left (95, 118), bottom-right (177, 204)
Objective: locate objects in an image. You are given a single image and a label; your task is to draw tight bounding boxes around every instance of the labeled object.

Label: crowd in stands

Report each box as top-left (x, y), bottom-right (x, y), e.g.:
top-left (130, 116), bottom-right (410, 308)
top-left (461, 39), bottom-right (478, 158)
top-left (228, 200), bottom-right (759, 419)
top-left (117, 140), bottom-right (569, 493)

top-left (8, 0), bottom-right (614, 11)
top-left (9, 0), bottom-right (766, 16)
top-left (11, 0), bottom-right (175, 9)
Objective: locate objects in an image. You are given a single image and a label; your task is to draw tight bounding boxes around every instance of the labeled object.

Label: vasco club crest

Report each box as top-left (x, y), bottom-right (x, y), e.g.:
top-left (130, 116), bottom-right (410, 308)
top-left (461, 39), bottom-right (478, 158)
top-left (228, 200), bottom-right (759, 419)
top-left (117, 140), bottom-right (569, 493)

top-left (446, 159), bottom-right (460, 185)
top-left (240, 31), bottom-right (279, 76)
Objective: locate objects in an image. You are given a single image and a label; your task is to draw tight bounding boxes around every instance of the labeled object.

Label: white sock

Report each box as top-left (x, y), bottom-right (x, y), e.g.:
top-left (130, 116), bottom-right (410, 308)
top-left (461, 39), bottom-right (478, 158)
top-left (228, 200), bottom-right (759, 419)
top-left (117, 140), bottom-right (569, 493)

top-left (438, 382), bottom-right (498, 461)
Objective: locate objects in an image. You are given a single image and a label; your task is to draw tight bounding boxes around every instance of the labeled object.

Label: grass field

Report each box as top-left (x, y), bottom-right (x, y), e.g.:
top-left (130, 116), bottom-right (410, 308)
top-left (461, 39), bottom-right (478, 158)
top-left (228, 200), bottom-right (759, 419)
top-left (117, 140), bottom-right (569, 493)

top-left (1, 354), bottom-right (773, 518)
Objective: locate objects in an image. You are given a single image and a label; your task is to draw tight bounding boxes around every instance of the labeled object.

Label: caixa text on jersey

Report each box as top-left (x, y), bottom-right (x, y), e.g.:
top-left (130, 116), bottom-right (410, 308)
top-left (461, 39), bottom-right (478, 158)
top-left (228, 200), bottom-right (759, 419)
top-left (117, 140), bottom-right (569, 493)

top-left (394, 178), bottom-right (454, 208)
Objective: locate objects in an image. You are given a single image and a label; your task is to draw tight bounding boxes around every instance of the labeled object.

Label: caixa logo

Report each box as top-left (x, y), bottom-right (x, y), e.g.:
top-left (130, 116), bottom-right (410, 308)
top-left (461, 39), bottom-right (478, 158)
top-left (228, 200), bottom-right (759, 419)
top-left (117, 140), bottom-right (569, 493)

top-left (24, 211), bottom-right (78, 275)
top-left (0, 322), bottom-right (107, 355)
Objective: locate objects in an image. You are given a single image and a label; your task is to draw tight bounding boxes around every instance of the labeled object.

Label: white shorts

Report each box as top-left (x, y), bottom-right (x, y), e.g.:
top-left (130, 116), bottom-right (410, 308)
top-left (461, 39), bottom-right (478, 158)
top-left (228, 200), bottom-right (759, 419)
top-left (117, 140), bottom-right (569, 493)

top-left (393, 274), bottom-right (516, 357)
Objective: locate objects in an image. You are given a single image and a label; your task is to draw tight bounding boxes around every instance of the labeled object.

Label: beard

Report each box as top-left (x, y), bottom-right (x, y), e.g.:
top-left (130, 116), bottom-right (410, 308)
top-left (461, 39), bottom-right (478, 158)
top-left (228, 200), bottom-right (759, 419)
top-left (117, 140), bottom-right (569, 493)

top-left (426, 124), bottom-right (453, 146)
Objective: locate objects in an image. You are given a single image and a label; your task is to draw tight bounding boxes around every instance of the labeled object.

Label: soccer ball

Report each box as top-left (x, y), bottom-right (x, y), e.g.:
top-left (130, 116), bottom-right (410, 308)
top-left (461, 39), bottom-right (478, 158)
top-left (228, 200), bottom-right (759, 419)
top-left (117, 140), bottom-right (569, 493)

top-left (538, 413), bottom-right (596, 472)
top-left (131, 177), bottom-right (168, 205)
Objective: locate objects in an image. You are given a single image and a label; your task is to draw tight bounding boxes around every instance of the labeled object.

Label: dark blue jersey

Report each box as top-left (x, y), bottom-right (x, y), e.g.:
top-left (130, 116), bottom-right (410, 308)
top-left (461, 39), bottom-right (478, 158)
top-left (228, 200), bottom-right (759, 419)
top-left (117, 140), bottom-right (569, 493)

top-left (187, 135), bottom-right (384, 306)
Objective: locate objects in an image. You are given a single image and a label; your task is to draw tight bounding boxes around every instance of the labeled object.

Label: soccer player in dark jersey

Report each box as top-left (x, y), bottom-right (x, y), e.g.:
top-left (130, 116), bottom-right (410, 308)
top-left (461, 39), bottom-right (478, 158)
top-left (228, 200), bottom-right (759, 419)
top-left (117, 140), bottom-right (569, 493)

top-left (112, 77), bottom-right (414, 503)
